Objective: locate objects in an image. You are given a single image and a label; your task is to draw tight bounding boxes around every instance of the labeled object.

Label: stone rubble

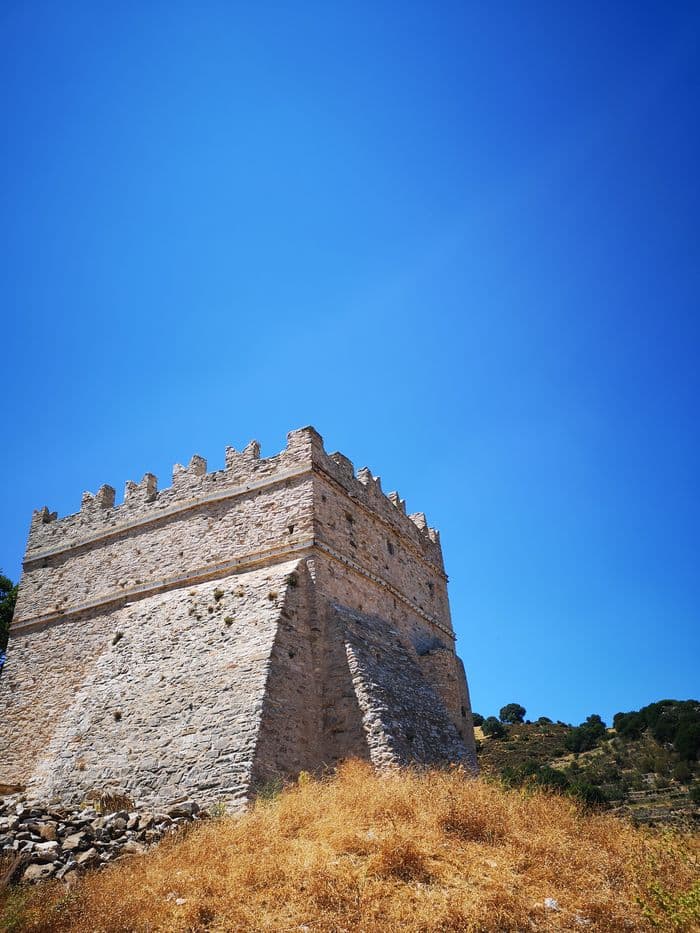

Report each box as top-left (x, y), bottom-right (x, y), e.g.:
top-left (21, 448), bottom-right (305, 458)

top-left (0, 792), bottom-right (208, 884)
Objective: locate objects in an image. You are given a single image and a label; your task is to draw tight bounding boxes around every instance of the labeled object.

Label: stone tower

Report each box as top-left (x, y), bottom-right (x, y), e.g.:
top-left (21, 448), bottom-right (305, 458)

top-left (0, 427), bottom-right (477, 809)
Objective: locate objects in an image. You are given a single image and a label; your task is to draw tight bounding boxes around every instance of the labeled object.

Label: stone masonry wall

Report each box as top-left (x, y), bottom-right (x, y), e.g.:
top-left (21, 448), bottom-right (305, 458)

top-left (16, 461), bottom-right (314, 626)
top-left (312, 472), bottom-right (451, 633)
top-left (251, 560), bottom-right (321, 785)
top-left (13, 561), bottom-right (307, 808)
top-left (310, 554), bottom-right (472, 746)
top-left (1, 427), bottom-right (477, 809)
top-left (334, 604), bottom-right (473, 769)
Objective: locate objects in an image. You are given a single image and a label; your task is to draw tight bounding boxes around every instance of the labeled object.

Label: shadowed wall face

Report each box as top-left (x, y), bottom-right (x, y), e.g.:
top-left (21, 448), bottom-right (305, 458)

top-left (0, 427), bottom-right (477, 807)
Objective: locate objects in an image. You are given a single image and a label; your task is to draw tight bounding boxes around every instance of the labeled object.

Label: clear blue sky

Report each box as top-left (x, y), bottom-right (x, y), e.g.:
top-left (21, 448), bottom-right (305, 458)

top-left (2, 2), bottom-right (698, 725)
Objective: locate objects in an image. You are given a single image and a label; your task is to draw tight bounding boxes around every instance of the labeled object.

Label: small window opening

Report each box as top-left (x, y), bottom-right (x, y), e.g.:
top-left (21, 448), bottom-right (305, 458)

top-left (345, 511), bottom-right (354, 524)
top-left (288, 524), bottom-right (295, 534)
top-left (387, 540), bottom-right (394, 555)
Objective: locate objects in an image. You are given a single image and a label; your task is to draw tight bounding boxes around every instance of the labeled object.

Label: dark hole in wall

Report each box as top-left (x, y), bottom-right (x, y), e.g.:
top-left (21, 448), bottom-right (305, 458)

top-left (414, 635), bottom-right (447, 657)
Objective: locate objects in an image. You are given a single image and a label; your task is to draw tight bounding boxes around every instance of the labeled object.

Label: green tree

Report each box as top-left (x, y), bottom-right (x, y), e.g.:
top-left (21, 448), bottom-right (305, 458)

top-left (613, 708), bottom-right (648, 739)
top-left (672, 761), bottom-right (692, 784)
top-left (471, 713), bottom-right (484, 727)
top-left (482, 716), bottom-right (506, 739)
top-left (0, 571), bottom-right (18, 655)
top-left (499, 703), bottom-right (526, 724)
top-left (674, 721), bottom-right (700, 762)
top-left (614, 700), bottom-right (700, 754)
top-left (565, 714), bottom-right (607, 753)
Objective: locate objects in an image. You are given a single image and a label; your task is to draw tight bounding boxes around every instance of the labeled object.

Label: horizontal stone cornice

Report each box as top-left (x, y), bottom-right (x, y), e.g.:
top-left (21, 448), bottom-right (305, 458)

top-left (315, 540), bottom-right (455, 643)
top-left (23, 464), bottom-right (446, 591)
top-left (11, 539), bottom-right (455, 643)
top-left (12, 538), bottom-right (315, 635)
top-left (23, 464), bottom-right (313, 568)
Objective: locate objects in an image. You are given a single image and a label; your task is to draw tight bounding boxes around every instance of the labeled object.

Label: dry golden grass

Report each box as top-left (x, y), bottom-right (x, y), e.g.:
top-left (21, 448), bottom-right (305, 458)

top-left (3, 760), bottom-right (699, 932)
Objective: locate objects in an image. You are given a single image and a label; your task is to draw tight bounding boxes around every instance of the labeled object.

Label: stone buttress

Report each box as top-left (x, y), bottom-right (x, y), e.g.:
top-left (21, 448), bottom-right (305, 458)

top-left (0, 427), bottom-right (477, 808)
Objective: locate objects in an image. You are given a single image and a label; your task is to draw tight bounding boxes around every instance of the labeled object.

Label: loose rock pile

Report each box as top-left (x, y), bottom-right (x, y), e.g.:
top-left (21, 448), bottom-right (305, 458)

top-left (0, 793), bottom-right (208, 884)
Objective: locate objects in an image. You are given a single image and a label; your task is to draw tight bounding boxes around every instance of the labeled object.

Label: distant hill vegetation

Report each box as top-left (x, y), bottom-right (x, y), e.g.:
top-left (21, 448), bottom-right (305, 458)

top-left (474, 699), bottom-right (700, 826)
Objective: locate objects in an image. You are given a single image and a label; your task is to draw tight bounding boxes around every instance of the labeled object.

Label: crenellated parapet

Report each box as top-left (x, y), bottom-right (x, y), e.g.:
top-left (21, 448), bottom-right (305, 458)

top-left (23, 427), bottom-right (321, 561)
top-left (23, 426), bottom-right (444, 573)
top-left (317, 450), bottom-right (445, 574)
top-left (80, 484), bottom-right (116, 513)
top-left (31, 506), bottom-right (58, 530)
top-left (124, 473), bottom-right (157, 506)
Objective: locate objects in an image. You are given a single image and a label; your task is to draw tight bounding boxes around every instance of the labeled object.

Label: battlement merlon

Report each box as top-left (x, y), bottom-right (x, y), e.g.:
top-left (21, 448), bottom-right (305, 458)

top-left (22, 426), bottom-right (446, 572)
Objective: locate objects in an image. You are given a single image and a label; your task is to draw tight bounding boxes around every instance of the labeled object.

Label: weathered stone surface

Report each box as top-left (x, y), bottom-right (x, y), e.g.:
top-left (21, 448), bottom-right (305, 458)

top-left (167, 802), bottom-right (199, 818)
top-left (38, 822), bottom-right (58, 841)
top-left (74, 847), bottom-right (99, 867)
top-left (33, 840), bottom-right (59, 862)
top-left (22, 862), bottom-right (56, 882)
top-left (121, 840), bottom-right (146, 855)
top-left (1, 426), bottom-right (477, 816)
top-left (62, 831), bottom-right (88, 851)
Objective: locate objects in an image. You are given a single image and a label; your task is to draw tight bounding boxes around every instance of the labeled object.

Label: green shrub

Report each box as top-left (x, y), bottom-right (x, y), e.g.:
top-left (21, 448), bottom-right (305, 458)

top-left (675, 721), bottom-right (700, 762)
top-left (482, 717), bottom-right (506, 739)
top-left (565, 714), bottom-right (607, 753)
top-left (568, 781), bottom-right (607, 806)
top-left (535, 766), bottom-right (569, 792)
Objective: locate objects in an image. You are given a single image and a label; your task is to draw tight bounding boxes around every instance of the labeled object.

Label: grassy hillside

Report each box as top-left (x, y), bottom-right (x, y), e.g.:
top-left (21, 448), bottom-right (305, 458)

top-left (475, 700), bottom-right (700, 828)
top-left (2, 760), bottom-right (699, 932)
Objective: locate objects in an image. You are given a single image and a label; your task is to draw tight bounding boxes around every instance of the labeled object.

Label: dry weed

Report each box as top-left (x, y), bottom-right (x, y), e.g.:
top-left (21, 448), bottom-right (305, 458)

top-left (2, 759), bottom-right (698, 932)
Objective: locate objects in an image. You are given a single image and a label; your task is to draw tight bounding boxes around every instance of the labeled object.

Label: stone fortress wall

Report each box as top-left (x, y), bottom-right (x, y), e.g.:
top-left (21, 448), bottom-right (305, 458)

top-left (1, 427), bottom-right (477, 809)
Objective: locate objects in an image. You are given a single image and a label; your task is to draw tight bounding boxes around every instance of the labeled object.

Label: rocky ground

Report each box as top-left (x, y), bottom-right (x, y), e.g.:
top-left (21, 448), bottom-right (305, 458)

top-left (0, 793), bottom-right (208, 886)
